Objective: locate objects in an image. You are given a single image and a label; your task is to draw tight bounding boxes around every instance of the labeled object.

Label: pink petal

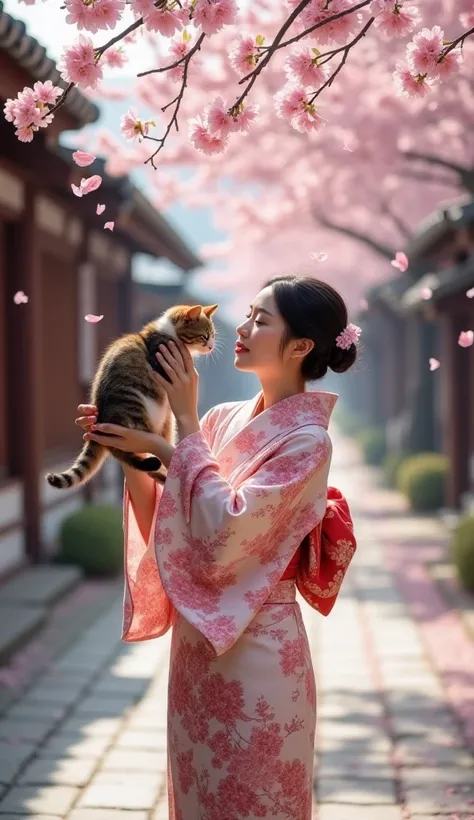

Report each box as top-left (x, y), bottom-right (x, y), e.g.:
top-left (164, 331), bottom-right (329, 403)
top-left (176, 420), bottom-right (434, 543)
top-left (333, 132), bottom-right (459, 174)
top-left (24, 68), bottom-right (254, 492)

top-left (458, 330), bottom-right (474, 348)
top-left (13, 290), bottom-right (28, 305)
top-left (96, 203), bottom-right (106, 215)
top-left (311, 252), bottom-right (328, 262)
top-left (71, 183), bottom-right (83, 197)
top-left (429, 357), bottom-right (440, 371)
top-left (81, 175), bottom-right (102, 195)
top-left (421, 287), bottom-right (432, 300)
top-left (391, 251), bottom-right (409, 272)
top-left (104, 221), bottom-right (115, 231)
top-left (466, 287), bottom-right (474, 298)
top-left (359, 298), bottom-right (368, 310)
top-left (72, 150), bottom-right (96, 167)
top-left (84, 314), bottom-right (104, 323)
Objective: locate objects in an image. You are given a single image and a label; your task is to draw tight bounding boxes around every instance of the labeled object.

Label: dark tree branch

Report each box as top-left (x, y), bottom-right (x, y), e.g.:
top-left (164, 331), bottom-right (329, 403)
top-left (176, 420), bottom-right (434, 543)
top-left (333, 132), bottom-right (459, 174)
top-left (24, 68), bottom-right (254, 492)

top-left (379, 199), bottom-right (412, 240)
top-left (403, 151), bottom-right (474, 194)
top-left (313, 210), bottom-right (395, 259)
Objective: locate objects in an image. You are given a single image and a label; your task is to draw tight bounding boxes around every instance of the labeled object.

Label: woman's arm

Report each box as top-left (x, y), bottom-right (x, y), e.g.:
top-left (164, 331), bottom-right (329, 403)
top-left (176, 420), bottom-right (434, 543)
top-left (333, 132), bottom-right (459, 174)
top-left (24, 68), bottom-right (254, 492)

top-left (122, 464), bottom-right (156, 544)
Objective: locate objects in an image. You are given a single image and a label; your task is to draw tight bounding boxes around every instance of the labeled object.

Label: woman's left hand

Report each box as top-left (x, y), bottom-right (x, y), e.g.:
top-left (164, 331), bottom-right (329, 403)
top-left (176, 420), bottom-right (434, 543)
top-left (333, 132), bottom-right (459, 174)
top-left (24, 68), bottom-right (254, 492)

top-left (83, 425), bottom-right (160, 454)
top-left (155, 341), bottom-right (199, 424)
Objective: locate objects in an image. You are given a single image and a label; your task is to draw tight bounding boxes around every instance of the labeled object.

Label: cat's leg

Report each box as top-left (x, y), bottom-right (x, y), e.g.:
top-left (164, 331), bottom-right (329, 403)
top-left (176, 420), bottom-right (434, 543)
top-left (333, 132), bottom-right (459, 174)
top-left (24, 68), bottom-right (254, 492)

top-left (110, 449), bottom-right (162, 473)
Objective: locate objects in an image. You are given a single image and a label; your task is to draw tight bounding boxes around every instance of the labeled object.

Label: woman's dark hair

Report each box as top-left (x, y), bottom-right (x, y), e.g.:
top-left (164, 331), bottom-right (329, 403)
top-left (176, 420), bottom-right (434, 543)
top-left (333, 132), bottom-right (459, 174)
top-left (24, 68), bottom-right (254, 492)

top-left (264, 275), bottom-right (357, 381)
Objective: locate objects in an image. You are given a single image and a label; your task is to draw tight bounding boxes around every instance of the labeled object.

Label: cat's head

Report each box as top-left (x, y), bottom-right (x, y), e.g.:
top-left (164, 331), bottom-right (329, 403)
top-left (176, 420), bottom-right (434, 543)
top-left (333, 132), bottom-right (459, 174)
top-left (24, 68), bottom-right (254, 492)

top-left (158, 304), bottom-right (218, 354)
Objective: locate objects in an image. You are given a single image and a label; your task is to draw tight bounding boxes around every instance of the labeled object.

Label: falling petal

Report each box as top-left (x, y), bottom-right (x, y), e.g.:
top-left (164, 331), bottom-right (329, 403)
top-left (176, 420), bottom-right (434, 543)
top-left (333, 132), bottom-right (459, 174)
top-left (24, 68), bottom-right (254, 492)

top-left (13, 290), bottom-right (28, 305)
top-left (421, 287), bottom-right (432, 300)
top-left (467, 287), bottom-right (474, 298)
top-left (81, 175), bottom-right (102, 195)
top-left (311, 252), bottom-right (328, 262)
top-left (84, 314), bottom-right (104, 323)
top-left (391, 251), bottom-right (409, 272)
top-left (359, 298), bottom-right (368, 310)
top-left (458, 330), bottom-right (474, 348)
top-left (71, 183), bottom-right (83, 197)
top-left (429, 358), bottom-right (440, 371)
top-left (72, 150), bottom-right (96, 167)
top-left (104, 221), bottom-right (115, 231)
top-left (96, 203), bottom-right (106, 215)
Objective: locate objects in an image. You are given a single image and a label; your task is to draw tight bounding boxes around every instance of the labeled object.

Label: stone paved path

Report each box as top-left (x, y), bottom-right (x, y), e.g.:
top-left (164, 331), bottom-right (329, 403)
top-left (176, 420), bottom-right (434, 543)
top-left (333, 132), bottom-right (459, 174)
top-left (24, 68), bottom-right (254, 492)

top-left (0, 434), bottom-right (473, 819)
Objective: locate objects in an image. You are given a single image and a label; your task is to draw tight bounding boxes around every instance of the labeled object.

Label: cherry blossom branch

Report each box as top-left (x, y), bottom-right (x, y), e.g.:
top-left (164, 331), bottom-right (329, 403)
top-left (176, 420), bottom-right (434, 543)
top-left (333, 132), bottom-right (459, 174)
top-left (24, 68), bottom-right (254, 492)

top-left (143, 33), bottom-right (206, 169)
top-left (442, 25), bottom-right (474, 58)
top-left (229, 0), bottom-right (313, 114)
top-left (313, 208), bottom-right (396, 259)
top-left (137, 33), bottom-right (206, 77)
top-left (308, 17), bottom-right (374, 103)
top-left (230, 0), bottom-right (372, 115)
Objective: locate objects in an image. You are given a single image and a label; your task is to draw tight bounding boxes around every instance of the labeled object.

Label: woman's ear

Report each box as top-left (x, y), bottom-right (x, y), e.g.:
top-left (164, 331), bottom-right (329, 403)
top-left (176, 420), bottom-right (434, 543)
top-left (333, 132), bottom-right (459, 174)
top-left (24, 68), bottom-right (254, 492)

top-left (291, 338), bottom-right (314, 359)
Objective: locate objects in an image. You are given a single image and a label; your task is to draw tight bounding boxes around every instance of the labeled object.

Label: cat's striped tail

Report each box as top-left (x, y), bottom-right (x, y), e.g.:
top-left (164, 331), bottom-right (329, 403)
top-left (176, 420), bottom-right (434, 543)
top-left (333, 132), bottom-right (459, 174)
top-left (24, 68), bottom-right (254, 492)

top-left (46, 441), bottom-right (107, 489)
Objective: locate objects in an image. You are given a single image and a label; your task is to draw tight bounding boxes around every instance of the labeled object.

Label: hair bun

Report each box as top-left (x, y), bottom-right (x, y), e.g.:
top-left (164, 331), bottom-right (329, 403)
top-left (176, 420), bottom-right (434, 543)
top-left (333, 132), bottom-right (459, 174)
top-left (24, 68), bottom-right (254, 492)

top-left (329, 343), bottom-right (357, 373)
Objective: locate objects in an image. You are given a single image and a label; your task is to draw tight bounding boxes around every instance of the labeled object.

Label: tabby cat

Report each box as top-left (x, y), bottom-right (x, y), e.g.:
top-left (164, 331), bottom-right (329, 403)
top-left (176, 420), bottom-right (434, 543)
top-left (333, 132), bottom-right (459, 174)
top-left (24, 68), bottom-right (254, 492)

top-left (46, 303), bottom-right (218, 489)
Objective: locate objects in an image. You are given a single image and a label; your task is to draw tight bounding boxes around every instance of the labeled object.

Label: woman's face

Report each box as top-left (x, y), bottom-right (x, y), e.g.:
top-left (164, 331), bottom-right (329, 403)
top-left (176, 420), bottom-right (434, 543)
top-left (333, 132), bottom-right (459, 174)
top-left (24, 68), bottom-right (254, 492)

top-left (234, 286), bottom-right (291, 376)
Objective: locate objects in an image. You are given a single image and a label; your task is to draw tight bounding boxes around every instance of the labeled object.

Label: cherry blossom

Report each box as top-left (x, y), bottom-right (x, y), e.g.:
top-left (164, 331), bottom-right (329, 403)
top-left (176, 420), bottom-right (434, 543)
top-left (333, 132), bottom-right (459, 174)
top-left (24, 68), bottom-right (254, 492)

top-left (120, 108), bottom-right (155, 142)
top-left (13, 291), bottom-right (29, 305)
top-left (458, 331), bottom-right (474, 348)
top-left (58, 35), bottom-right (104, 89)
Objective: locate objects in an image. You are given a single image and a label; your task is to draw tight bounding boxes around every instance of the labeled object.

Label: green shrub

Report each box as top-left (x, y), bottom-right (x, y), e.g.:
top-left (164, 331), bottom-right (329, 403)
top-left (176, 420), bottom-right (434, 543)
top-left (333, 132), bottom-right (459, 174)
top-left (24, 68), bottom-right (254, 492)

top-left (451, 516), bottom-right (474, 592)
top-left (58, 504), bottom-right (123, 577)
top-left (357, 427), bottom-right (387, 466)
top-left (384, 450), bottom-right (409, 488)
top-left (397, 452), bottom-right (449, 512)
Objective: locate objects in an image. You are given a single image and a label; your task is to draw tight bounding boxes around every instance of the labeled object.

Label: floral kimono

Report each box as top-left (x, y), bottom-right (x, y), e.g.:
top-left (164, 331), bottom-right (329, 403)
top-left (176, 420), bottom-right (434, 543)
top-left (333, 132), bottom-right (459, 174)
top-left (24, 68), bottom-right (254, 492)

top-left (122, 390), bottom-right (356, 820)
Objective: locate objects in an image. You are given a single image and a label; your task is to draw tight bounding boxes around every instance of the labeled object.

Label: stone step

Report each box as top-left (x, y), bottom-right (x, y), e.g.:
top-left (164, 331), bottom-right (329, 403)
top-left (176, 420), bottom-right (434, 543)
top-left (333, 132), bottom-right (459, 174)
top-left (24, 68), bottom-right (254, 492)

top-left (0, 603), bottom-right (46, 664)
top-left (0, 565), bottom-right (82, 608)
top-left (0, 565), bottom-right (83, 665)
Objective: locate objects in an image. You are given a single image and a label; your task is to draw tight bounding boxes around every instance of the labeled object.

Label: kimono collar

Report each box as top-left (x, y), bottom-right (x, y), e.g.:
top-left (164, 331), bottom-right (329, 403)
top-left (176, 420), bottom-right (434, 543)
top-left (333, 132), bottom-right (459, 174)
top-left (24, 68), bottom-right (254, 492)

top-left (249, 390), bottom-right (338, 431)
top-left (214, 390), bottom-right (338, 483)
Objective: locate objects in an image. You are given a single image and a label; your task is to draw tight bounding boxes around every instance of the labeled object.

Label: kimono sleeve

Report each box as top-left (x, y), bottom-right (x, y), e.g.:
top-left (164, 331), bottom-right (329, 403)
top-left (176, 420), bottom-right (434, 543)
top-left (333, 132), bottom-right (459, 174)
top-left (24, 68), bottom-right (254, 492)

top-left (121, 406), bottom-right (217, 643)
top-left (154, 427), bottom-right (331, 654)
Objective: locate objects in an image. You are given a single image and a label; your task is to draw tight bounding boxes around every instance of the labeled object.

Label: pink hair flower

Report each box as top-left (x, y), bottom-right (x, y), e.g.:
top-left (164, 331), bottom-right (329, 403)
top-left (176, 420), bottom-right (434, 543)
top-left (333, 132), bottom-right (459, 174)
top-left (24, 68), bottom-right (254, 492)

top-left (335, 323), bottom-right (361, 350)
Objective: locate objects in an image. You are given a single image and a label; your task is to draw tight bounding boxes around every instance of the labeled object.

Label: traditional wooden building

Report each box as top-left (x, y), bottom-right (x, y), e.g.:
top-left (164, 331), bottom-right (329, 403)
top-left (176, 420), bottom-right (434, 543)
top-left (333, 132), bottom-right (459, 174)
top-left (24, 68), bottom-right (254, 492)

top-left (0, 5), bottom-right (201, 575)
top-left (402, 200), bottom-right (474, 509)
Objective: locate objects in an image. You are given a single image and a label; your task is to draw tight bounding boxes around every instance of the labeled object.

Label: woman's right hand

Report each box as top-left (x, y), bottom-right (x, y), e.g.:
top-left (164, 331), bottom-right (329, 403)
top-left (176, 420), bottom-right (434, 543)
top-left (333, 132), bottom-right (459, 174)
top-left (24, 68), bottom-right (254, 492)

top-left (75, 404), bottom-right (98, 432)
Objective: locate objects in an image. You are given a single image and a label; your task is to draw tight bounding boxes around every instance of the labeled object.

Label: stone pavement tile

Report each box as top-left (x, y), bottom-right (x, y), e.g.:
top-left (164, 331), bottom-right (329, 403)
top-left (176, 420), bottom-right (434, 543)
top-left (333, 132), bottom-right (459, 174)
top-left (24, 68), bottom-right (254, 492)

top-left (116, 730), bottom-right (167, 751)
top-left (78, 771), bottom-right (162, 810)
top-left (69, 812), bottom-right (148, 820)
top-left (389, 707), bottom-right (460, 738)
top-left (101, 748), bottom-right (166, 772)
top-left (24, 683), bottom-right (86, 708)
top-left (72, 696), bottom-right (136, 719)
top-left (0, 785), bottom-right (79, 815)
top-left (0, 741), bottom-right (36, 785)
top-left (5, 701), bottom-right (68, 723)
top-left (0, 719), bottom-right (54, 744)
top-left (59, 716), bottom-right (122, 738)
top-left (39, 732), bottom-right (111, 760)
top-left (394, 738), bottom-right (473, 768)
top-left (317, 778), bottom-right (397, 805)
top-left (318, 807), bottom-right (403, 820)
top-left (18, 756), bottom-right (97, 787)
top-left (317, 758), bottom-right (394, 780)
top-left (89, 675), bottom-right (150, 699)
top-left (404, 778), bottom-right (474, 815)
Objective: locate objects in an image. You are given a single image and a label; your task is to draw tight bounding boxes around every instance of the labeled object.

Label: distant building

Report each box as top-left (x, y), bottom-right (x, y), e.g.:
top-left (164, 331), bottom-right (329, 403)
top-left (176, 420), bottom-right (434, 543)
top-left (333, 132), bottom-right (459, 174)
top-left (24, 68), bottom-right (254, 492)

top-left (0, 4), bottom-right (200, 576)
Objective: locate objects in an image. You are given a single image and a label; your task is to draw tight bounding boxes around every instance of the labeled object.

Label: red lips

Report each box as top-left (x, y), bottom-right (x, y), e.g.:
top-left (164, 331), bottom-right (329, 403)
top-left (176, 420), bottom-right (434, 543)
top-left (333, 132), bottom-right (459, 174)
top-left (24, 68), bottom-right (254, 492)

top-left (235, 341), bottom-right (249, 353)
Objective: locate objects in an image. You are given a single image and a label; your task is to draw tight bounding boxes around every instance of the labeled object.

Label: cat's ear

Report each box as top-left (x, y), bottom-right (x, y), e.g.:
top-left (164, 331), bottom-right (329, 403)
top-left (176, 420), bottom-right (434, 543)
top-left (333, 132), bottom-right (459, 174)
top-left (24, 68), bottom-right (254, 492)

top-left (184, 305), bottom-right (202, 321)
top-left (203, 304), bottom-right (218, 317)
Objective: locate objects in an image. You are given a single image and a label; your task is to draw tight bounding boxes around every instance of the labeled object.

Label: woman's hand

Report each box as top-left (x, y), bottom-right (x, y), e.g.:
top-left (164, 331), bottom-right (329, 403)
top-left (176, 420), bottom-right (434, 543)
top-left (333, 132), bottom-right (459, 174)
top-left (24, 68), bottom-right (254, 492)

top-left (82, 423), bottom-right (160, 455)
top-left (155, 341), bottom-right (199, 429)
top-left (75, 404), bottom-right (98, 431)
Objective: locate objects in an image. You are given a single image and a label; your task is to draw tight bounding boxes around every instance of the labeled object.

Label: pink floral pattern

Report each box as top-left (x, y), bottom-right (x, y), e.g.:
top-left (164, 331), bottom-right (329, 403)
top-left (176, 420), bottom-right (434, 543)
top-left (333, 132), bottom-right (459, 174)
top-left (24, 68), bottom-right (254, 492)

top-left (167, 584), bottom-right (315, 819)
top-left (121, 391), bottom-right (357, 819)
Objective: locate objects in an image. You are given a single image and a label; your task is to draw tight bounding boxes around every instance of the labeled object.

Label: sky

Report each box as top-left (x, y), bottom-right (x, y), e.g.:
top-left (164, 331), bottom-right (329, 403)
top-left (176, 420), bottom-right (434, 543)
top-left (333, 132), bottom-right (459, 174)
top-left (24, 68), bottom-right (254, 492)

top-left (4, 0), bottom-right (230, 306)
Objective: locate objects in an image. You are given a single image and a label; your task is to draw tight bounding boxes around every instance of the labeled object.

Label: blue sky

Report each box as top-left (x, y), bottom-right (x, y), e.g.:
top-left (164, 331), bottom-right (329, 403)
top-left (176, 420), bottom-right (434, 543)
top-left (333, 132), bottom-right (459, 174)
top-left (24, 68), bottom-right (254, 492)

top-left (5, 0), bottom-right (229, 301)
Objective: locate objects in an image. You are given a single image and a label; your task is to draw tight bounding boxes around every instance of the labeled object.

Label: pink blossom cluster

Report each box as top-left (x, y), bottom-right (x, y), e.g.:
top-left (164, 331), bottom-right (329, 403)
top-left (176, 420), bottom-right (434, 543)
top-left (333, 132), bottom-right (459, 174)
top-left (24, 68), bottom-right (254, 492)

top-left (394, 24), bottom-right (461, 98)
top-left (370, 0), bottom-right (420, 39)
top-left (289, 0), bottom-right (361, 46)
top-left (64, 0), bottom-right (125, 33)
top-left (3, 81), bottom-right (62, 142)
top-left (189, 96), bottom-right (259, 155)
top-left (130, 0), bottom-right (186, 36)
top-left (58, 34), bottom-right (103, 89)
top-left (274, 85), bottom-right (324, 134)
top-left (129, 0), bottom-right (238, 36)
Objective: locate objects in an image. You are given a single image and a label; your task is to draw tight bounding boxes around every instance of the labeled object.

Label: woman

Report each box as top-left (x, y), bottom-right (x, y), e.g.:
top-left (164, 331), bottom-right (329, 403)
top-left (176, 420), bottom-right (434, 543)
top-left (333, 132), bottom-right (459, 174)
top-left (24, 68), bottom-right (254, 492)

top-left (75, 275), bottom-right (358, 819)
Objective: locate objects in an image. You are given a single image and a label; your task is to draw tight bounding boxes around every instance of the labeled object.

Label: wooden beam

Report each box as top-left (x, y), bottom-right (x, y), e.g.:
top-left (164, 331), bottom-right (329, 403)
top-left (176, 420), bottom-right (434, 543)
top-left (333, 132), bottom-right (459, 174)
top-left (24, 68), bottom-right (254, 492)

top-left (6, 186), bottom-right (44, 561)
